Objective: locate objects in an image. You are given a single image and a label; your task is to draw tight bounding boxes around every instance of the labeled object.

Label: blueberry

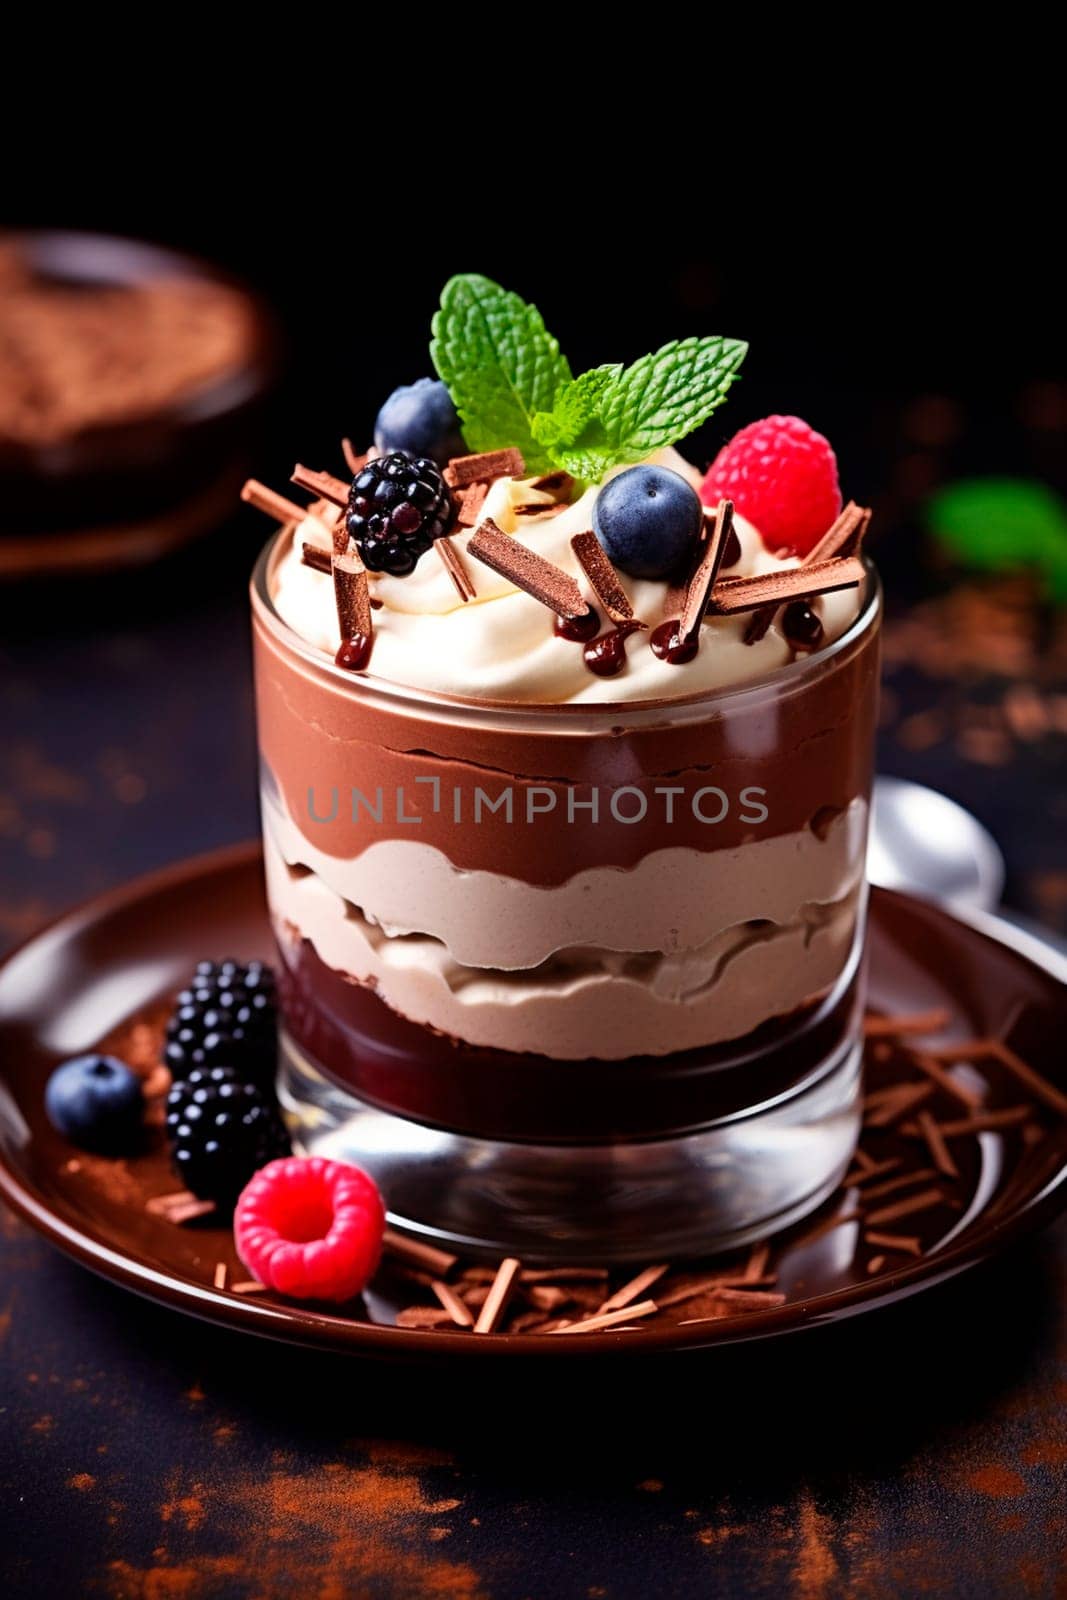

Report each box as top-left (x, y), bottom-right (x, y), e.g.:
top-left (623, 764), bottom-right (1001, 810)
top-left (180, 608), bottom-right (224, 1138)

top-left (373, 379), bottom-right (464, 466)
top-left (45, 1054), bottom-right (144, 1153)
top-left (592, 466), bottom-right (703, 579)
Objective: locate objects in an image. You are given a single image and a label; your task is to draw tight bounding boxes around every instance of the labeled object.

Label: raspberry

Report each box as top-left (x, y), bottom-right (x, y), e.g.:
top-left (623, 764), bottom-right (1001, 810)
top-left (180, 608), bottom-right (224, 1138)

top-left (234, 1157), bottom-right (385, 1303)
top-left (701, 415), bottom-right (842, 557)
top-left (346, 453), bottom-right (453, 577)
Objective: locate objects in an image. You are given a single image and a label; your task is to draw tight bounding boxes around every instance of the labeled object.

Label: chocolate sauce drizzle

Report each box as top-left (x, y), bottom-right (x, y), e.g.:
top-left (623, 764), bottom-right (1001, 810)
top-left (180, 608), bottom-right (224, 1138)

top-left (554, 606), bottom-right (601, 643)
top-left (334, 633), bottom-right (374, 672)
top-left (583, 620), bottom-right (644, 677)
top-left (782, 601), bottom-right (824, 652)
top-left (649, 620), bottom-right (699, 666)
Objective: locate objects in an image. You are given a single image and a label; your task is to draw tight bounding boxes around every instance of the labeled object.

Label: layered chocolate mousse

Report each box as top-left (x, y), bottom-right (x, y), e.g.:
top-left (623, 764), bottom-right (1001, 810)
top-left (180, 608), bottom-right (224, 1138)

top-left (248, 275), bottom-right (878, 1249)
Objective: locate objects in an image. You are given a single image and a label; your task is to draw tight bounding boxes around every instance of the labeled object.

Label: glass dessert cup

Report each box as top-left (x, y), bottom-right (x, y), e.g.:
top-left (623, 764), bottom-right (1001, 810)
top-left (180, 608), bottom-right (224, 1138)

top-left (252, 534), bottom-right (881, 1262)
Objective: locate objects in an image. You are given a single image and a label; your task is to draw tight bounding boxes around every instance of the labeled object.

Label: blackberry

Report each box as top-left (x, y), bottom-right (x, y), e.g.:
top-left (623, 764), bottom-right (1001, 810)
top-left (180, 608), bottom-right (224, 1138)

top-left (165, 959), bottom-right (277, 1086)
top-left (345, 453), bottom-right (453, 577)
top-left (166, 1066), bottom-right (290, 1205)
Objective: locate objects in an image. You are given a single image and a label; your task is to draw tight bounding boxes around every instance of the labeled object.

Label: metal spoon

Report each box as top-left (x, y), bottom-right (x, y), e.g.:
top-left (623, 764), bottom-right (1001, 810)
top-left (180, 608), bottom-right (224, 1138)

top-left (869, 776), bottom-right (1005, 911)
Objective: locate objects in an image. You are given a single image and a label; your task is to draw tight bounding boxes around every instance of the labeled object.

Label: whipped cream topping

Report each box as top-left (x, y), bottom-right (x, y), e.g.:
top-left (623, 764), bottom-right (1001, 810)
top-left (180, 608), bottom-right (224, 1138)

top-left (270, 448), bottom-right (862, 705)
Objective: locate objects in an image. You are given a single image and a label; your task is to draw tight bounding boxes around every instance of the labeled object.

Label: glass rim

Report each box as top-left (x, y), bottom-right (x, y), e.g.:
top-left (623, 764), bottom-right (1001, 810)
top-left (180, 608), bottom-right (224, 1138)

top-left (251, 528), bottom-right (882, 731)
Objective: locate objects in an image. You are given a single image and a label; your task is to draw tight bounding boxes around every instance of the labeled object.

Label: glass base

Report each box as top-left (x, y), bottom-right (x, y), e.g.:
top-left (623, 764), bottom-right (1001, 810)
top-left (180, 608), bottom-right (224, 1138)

top-left (278, 1031), bottom-right (862, 1263)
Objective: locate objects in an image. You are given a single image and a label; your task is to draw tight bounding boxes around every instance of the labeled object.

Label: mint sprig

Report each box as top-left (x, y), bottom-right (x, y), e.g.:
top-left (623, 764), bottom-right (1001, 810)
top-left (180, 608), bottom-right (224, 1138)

top-left (430, 274), bottom-right (572, 476)
top-left (431, 274), bottom-right (747, 483)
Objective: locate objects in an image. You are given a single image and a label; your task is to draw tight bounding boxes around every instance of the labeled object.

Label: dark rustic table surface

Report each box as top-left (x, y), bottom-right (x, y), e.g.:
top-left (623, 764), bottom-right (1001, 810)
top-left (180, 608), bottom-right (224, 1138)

top-left (1, 504), bottom-right (1065, 1600)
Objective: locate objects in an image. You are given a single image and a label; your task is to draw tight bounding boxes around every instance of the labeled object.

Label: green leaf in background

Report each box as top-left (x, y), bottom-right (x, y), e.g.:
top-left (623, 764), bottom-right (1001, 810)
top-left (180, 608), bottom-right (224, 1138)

top-left (926, 478), bottom-right (1067, 602)
top-left (430, 274), bottom-right (572, 474)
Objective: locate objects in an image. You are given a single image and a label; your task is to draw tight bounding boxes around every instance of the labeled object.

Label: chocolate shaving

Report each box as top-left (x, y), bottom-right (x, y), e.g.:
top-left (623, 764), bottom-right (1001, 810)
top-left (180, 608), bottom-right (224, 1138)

top-left (709, 556), bottom-right (866, 616)
top-left (213, 1262), bottom-right (228, 1290)
top-left (864, 1231), bottom-right (923, 1257)
top-left (865, 1187), bottom-right (946, 1227)
top-left (146, 1189), bottom-right (216, 1224)
top-left (396, 1306), bottom-right (455, 1329)
top-left (597, 1263), bottom-right (669, 1315)
top-left (983, 1040), bottom-right (1067, 1116)
top-left (241, 479), bottom-right (307, 525)
top-left (431, 1280), bottom-right (475, 1328)
top-left (434, 537), bottom-right (476, 602)
top-left (529, 470), bottom-right (575, 498)
top-left (927, 1039), bottom-right (1003, 1063)
top-left (859, 1167), bottom-right (939, 1202)
top-left (163, 1197), bottom-right (217, 1225)
top-left (744, 1242), bottom-right (771, 1281)
top-left (301, 543), bottom-right (333, 575)
top-left (841, 1158), bottom-right (902, 1186)
top-left (742, 503), bottom-right (873, 644)
top-left (473, 1257), bottom-right (522, 1334)
top-left (291, 463), bottom-right (350, 508)
top-left (512, 500), bottom-right (571, 519)
top-left (866, 1255), bottom-right (887, 1275)
top-left (527, 1285), bottom-right (575, 1312)
top-left (743, 607), bottom-right (777, 646)
top-left (548, 1299), bottom-right (659, 1334)
top-left (931, 1106), bottom-right (1033, 1137)
top-left (678, 1288), bottom-right (788, 1324)
top-left (382, 1227), bottom-right (457, 1278)
top-left (332, 552), bottom-right (372, 641)
top-left (467, 519), bottom-right (586, 619)
top-left (571, 532), bottom-right (638, 626)
top-left (231, 1280), bottom-right (267, 1295)
top-left (341, 438), bottom-right (367, 475)
top-left (519, 1267), bottom-right (610, 1284)
top-left (864, 1009), bottom-right (951, 1038)
top-left (454, 482), bottom-right (488, 529)
top-left (681, 500), bottom-right (734, 639)
top-left (916, 1110), bottom-right (961, 1178)
top-left (444, 448), bottom-right (525, 488)
top-left (706, 1287), bottom-right (786, 1310)
top-left (864, 1082), bottom-right (936, 1127)
top-left (908, 1050), bottom-right (983, 1109)
top-left (146, 1189), bottom-right (199, 1216)
top-left (807, 501), bottom-right (871, 564)
top-left (656, 1272), bottom-right (777, 1309)
top-left (510, 1311), bottom-right (557, 1334)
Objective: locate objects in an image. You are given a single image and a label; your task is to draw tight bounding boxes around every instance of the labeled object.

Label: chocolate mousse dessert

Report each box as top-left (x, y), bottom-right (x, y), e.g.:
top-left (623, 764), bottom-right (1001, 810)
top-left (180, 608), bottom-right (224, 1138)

top-left (247, 275), bottom-right (880, 1260)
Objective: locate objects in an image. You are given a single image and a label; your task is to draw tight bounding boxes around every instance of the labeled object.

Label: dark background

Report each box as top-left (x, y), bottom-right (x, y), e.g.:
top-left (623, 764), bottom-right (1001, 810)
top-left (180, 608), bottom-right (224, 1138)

top-left (6, 103), bottom-right (1065, 490)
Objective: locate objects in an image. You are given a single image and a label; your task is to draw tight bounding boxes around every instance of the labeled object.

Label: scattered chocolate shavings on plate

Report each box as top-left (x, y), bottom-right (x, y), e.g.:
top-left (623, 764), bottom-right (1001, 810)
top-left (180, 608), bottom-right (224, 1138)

top-left (79, 998), bottom-right (1066, 1338)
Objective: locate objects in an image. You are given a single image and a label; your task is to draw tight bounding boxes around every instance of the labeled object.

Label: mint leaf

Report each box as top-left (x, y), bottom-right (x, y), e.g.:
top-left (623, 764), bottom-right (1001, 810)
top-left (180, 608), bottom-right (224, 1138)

top-left (545, 336), bottom-right (748, 481)
top-left (926, 478), bottom-right (1067, 603)
top-left (430, 274), bottom-right (571, 473)
top-left (531, 366), bottom-right (621, 454)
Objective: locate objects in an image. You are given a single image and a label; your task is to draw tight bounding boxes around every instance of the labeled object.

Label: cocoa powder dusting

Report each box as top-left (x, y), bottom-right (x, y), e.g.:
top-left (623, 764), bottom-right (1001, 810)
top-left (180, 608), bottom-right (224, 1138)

top-left (793, 1491), bottom-right (839, 1599)
top-left (964, 1464), bottom-right (1029, 1499)
top-left (105, 1449), bottom-right (485, 1600)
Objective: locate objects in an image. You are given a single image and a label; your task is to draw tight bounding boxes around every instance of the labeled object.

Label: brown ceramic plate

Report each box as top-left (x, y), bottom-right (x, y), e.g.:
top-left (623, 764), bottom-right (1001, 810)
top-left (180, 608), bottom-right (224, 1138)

top-left (0, 842), bottom-right (1065, 1359)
